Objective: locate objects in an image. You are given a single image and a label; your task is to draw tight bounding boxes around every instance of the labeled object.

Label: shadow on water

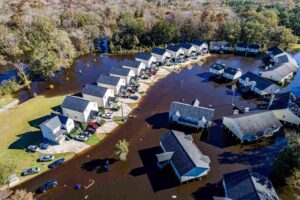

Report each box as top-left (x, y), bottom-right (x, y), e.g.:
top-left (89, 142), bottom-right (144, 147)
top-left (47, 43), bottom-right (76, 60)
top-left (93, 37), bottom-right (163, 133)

top-left (196, 72), bottom-right (212, 83)
top-left (192, 182), bottom-right (224, 200)
top-left (130, 147), bottom-right (179, 192)
top-left (145, 112), bottom-right (170, 130)
top-left (9, 131), bottom-right (43, 150)
top-left (81, 158), bottom-right (118, 174)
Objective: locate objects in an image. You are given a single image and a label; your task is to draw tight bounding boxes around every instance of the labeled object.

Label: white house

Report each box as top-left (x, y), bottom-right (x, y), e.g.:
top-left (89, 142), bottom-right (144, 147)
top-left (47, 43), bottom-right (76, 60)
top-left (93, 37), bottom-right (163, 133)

top-left (82, 84), bottom-right (114, 108)
top-left (191, 40), bottom-right (208, 54)
top-left (40, 114), bottom-right (75, 144)
top-left (169, 99), bottom-right (214, 129)
top-left (223, 110), bottom-right (282, 142)
top-left (265, 47), bottom-right (286, 61)
top-left (223, 42), bottom-right (234, 52)
top-left (97, 75), bottom-right (126, 95)
top-left (209, 41), bottom-right (227, 52)
top-left (156, 130), bottom-right (210, 183)
top-left (135, 53), bottom-right (157, 68)
top-left (247, 44), bottom-right (260, 54)
top-left (239, 72), bottom-right (280, 96)
top-left (122, 60), bottom-right (145, 76)
top-left (222, 67), bottom-right (242, 80)
top-left (166, 44), bottom-right (185, 60)
top-left (151, 48), bottom-right (171, 64)
top-left (209, 63), bottom-right (226, 76)
top-left (235, 43), bottom-right (248, 54)
top-left (110, 67), bottom-right (135, 85)
top-left (61, 96), bottom-right (98, 123)
top-left (179, 43), bottom-right (197, 56)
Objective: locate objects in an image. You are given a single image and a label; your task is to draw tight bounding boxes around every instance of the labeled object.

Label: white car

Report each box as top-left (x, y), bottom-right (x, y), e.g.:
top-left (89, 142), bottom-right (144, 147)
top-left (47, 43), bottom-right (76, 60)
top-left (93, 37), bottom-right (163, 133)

top-left (38, 155), bottom-right (55, 162)
top-left (22, 167), bottom-right (40, 176)
top-left (75, 135), bottom-right (88, 142)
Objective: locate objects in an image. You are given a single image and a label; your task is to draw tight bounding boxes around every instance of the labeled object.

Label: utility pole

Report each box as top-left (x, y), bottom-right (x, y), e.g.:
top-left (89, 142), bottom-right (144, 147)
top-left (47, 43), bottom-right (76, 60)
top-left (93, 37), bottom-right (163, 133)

top-left (231, 84), bottom-right (237, 107)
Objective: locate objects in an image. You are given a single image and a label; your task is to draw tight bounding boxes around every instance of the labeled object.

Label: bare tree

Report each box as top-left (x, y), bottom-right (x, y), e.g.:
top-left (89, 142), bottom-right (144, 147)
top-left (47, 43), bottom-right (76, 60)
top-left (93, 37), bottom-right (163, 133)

top-left (9, 60), bottom-right (31, 90)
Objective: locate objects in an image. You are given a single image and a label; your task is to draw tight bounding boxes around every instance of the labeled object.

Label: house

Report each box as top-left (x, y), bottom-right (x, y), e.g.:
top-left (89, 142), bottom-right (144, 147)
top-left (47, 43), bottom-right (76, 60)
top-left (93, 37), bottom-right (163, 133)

top-left (261, 53), bottom-right (298, 83)
top-left (40, 114), bottom-right (75, 144)
top-left (223, 110), bottom-right (282, 142)
top-left (269, 92), bottom-right (300, 126)
top-left (235, 43), bottom-right (248, 54)
top-left (265, 47), bottom-right (286, 60)
top-left (239, 72), bottom-right (280, 96)
top-left (221, 169), bottom-right (279, 200)
top-left (82, 84), bottom-right (114, 108)
top-left (97, 75), bottom-right (126, 95)
top-left (61, 96), bottom-right (98, 122)
top-left (135, 53), bottom-right (157, 68)
top-left (191, 40), bottom-right (208, 54)
top-left (110, 67), bottom-right (135, 85)
top-left (179, 43), bottom-right (197, 56)
top-left (222, 66), bottom-right (242, 81)
top-left (247, 44), bottom-right (260, 54)
top-left (223, 42), bottom-right (234, 52)
top-left (156, 130), bottom-right (210, 183)
top-left (169, 99), bottom-right (215, 129)
top-left (151, 48), bottom-right (171, 64)
top-left (209, 63), bottom-right (226, 76)
top-left (209, 41), bottom-right (227, 52)
top-left (122, 60), bottom-right (145, 75)
top-left (166, 45), bottom-right (185, 60)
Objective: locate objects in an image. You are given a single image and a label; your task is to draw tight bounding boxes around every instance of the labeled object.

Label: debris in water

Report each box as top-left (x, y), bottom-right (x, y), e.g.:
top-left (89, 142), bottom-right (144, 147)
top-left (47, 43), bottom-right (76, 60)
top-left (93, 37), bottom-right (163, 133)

top-left (172, 195), bottom-right (177, 199)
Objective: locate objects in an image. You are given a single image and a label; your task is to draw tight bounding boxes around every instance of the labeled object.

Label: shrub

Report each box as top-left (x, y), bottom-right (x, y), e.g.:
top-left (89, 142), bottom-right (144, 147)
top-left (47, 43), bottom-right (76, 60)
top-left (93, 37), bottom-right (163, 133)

top-left (0, 79), bottom-right (20, 97)
top-left (80, 122), bottom-right (87, 130)
top-left (98, 119), bottom-right (105, 126)
top-left (0, 161), bottom-right (16, 186)
top-left (114, 139), bottom-right (129, 161)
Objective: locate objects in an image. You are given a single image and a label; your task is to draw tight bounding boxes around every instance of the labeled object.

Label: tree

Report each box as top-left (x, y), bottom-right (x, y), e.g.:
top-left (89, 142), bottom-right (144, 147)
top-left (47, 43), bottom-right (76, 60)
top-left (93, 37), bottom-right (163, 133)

top-left (8, 189), bottom-right (34, 200)
top-left (114, 139), bottom-right (129, 161)
top-left (242, 19), bottom-right (266, 44)
top-left (221, 18), bottom-right (241, 43)
top-left (150, 20), bottom-right (178, 45)
top-left (0, 161), bottom-right (16, 186)
top-left (9, 60), bottom-right (31, 90)
top-left (0, 25), bottom-right (23, 57)
top-left (269, 26), bottom-right (297, 49)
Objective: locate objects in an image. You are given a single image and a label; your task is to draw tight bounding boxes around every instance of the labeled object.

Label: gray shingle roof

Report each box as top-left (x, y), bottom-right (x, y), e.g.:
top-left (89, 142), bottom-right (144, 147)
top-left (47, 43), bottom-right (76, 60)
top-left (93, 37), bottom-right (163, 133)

top-left (170, 101), bottom-right (214, 122)
top-left (135, 53), bottom-right (152, 61)
top-left (248, 44), bottom-right (260, 49)
top-left (223, 169), bottom-right (279, 200)
top-left (267, 47), bottom-right (285, 56)
top-left (191, 40), bottom-right (205, 46)
top-left (180, 43), bottom-right (193, 49)
top-left (41, 116), bottom-right (61, 131)
top-left (61, 96), bottom-right (90, 112)
top-left (240, 72), bottom-right (275, 90)
top-left (210, 63), bottom-right (226, 70)
top-left (166, 44), bottom-right (182, 52)
top-left (82, 84), bottom-right (108, 98)
top-left (160, 130), bottom-right (210, 176)
top-left (236, 43), bottom-right (248, 48)
top-left (123, 60), bottom-right (142, 69)
top-left (110, 67), bottom-right (131, 77)
top-left (152, 48), bottom-right (166, 55)
top-left (97, 75), bottom-right (121, 86)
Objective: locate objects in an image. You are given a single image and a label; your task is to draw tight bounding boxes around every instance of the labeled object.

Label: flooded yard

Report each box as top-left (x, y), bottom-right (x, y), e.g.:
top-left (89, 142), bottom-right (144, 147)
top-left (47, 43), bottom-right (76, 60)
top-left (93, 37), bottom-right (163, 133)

top-left (16, 53), bottom-right (299, 199)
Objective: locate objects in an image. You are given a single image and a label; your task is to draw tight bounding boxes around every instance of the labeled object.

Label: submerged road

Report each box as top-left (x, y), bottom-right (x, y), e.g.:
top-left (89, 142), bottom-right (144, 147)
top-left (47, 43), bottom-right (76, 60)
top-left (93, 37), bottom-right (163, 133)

top-left (17, 54), bottom-right (288, 200)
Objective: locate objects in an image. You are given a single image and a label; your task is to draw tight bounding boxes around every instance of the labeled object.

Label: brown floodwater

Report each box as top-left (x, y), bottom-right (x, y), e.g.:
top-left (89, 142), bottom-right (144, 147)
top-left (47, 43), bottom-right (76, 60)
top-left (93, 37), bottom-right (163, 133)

top-left (15, 53), bottom-right (300, 200)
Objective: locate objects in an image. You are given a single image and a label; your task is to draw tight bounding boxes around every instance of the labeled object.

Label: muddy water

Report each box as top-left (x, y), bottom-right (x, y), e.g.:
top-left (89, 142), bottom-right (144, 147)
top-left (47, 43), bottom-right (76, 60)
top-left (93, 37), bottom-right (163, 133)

top-left (16, 53), bottom-right (294, 200)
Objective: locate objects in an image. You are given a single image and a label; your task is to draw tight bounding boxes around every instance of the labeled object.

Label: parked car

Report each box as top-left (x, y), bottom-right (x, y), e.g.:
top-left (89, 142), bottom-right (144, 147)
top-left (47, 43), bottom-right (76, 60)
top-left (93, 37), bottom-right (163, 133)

top-left (22, 167), bottom-right (40, 176)
top-left (27, 145), bottom-right (38, 152)
top-left (38, 155), bottom-right (55, 162)
top-left (88, 122), bottom-right (99, 129)
top-left (86, 126), bottom-right (96, 134)
top-left (38, 180), bottom-right (58, 193)
top-left (75, 135), bottom-right (88, 142)
top-left (127, 88), bottom-right (136, 94)
top-left (101, 112), bottom-right (113, 119)
top-left (82, 131), bottom-right (92, 137)
top-left (48, 158), bottom-right (65, 168)
top-left (39, 142), bottom-right (50, 150)
top-left (130, 95), bottom-right (139, 100)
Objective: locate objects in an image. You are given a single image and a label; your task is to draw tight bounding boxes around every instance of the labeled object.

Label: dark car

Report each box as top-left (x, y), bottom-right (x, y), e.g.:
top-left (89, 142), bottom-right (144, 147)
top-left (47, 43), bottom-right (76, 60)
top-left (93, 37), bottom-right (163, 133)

top-left (86, 126), bottom-right (96, 134)
top-left (38, 179), bottom-right (58, 193)
top-left (48, 158), bottom-right (65, 168)
top-left (129, 95), bottom-right (139, 100)
top-left (39, 143), bottom-right (50, 150)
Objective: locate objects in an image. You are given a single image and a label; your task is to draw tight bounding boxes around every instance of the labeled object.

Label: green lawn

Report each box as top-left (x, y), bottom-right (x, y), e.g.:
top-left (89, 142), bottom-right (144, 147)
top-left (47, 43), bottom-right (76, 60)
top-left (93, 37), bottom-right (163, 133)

top-left (85, 133), bottom-right (105, 146)
top-left (0, 94), bottom-right (74, 184)
top-left (0, 95), bottom-right (16, 108)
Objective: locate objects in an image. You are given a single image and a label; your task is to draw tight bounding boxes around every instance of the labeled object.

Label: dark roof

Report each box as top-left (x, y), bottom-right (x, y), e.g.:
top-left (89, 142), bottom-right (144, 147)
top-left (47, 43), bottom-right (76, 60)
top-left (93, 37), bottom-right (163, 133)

top-left (97, 75), bottom-right (121, 86)
top-left (191, 40), bottom-right (205, 46)
top-left (123, 60), bottom-right (142, 69)
top-left (269, 93), bottom-right (300, 118)
top-left (135, 53), bottom-right (152, 61)
top-left (224, 67), bottom-right (240, 75)
top-left (152, 48), bottom-right (166, 55)
top-left (180, 43), bottom-right (193, 49)
top-left (160, 130), bottom-right (209, 176)
top-left (248, 44), bottom-right (260, 49)
top-left (276, 54), bottom-right (289, 65)
top-left (225, 42), bottom-right (233, 47)
top-left (50, 113), bottom-right (69, 125)
top-left (166, 44), bottom-right (182, 52)
top-left (82, 84), bottom-right (108, 98)
top-left (223, 169), bottom-right (279, 200)
top-left (61, 96), bottom-right (90, 112)
top-left (210, 63), bottom-right (226, 70)
top-left (267, 47), bottom-right (285, 56)
top-left (110, 67), bottom-right (131, 77)
top-left (236, 43), bottom-right (248, 48)
top-left (170, 101), bottom-right (214, 122)
top-left (240, 72), bottom-right (274, 90)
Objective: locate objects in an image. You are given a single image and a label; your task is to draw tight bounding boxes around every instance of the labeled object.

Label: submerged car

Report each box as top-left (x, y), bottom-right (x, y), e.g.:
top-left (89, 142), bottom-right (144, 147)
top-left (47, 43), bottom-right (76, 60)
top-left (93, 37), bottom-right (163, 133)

top-left (48, 158), bottom-right (65, 168)
top-left (38, 179), bottom-right (58, 193)
top-left (38, 155), bottom-right (55, 162)
top-left (22, 167), bottom-right (40, 176)
top-left (27, 145), bottom-right (38, 152)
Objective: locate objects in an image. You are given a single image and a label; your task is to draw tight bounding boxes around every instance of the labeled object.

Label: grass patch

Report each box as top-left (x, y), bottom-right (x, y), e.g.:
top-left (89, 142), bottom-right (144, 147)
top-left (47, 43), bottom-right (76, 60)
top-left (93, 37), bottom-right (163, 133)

top-left (113, 116), bottom-right (126, 124)
top-left (126, 103), bottom-right (138, 109)
top-left (0, 95), bottom-right (16, 108)
top-left (289, 43), bottom-right (300, 52)
top-left (0, 93), bottom-right (75, 184)
top-left (85, 133), bottom-right (105, 146)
